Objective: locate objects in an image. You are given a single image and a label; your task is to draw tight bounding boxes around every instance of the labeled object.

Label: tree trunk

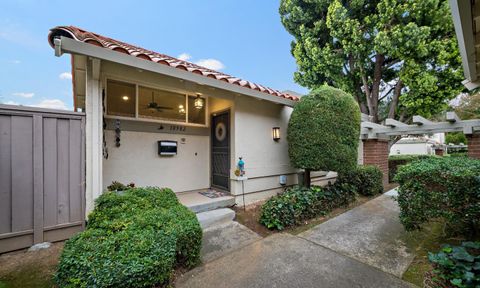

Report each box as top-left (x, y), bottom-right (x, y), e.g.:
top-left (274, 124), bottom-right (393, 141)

top-left (370, 54), bottom-right (385, 123)
top-left (388, 80), bottom-right (403, 119)
top-left (304, 169), bottom-right (311, 188)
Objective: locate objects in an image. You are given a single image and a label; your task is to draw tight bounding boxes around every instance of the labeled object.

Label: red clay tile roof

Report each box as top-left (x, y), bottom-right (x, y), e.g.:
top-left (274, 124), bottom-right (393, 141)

top-left (48, 26), bottom-right (299, 102)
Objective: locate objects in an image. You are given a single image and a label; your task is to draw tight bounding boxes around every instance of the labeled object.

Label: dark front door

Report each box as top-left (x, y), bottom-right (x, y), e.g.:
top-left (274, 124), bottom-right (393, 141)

top-left (211, 110), bottom-right (230, 191)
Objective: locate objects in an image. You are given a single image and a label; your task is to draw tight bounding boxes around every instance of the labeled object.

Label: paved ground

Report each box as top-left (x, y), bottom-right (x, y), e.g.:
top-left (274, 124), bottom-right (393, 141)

top-left (177, 190), bottom-right (414, 288)
top-left (201, 221), bottom-right (262, 262)
top-left (299, 190), bottom-right (415, 277)
top-left (177, 233), bottom-right (411, 288)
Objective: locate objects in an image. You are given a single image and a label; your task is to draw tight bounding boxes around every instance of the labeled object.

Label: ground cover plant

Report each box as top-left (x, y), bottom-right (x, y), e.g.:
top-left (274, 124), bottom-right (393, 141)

top-left (259, 166), bottom-right (383, 230)
top-left (395, 157), bottom-right (480, 236)
top-left (55, 187), bottom-right (202, 287)
top-left (428, 242), bottom-right (480, 288)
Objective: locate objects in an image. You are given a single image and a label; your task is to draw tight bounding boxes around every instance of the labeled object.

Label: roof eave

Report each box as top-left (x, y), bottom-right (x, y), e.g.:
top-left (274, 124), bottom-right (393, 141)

top-left (54, 36), bottom-right (296, 107)
top-left (449, 0), bottom-right (478, 90)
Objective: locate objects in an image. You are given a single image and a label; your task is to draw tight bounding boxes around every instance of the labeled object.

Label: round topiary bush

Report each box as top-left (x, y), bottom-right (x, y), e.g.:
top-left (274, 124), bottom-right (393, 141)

top-left (287, 85), bottom-right (361, 185)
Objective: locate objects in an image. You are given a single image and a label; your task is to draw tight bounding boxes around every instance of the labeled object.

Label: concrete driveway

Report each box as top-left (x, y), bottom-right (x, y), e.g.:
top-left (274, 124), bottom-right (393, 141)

top-left (176, 190), bottom-right (414, 288)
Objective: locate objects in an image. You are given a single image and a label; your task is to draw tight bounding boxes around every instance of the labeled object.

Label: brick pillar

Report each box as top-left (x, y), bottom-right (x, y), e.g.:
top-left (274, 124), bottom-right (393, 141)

top-left (467, 134), bottom-right (480, 159)
top-left (363, 139), bottom-right (389, 185)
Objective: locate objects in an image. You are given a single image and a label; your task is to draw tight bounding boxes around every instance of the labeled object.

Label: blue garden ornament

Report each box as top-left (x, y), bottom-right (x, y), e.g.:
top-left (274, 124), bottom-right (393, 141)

top-left (238, 157), bottom-right (245, 176)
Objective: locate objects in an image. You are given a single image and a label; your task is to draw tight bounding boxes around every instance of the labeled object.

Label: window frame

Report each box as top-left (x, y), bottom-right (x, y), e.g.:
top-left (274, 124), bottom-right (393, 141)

top-left (103, 76), bottom-right (209, 127)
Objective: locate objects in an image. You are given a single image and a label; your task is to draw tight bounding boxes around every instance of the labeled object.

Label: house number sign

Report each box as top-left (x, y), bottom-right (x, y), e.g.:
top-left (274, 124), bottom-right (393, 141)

top-left (170, 125), bottom-right (186, 132)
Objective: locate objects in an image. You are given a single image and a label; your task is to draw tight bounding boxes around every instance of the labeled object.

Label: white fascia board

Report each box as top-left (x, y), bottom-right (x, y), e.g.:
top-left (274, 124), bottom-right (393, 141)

top-left (56, 37), bottom-right (296, 107)
top-left (449, 0), bottom-right (477, 82)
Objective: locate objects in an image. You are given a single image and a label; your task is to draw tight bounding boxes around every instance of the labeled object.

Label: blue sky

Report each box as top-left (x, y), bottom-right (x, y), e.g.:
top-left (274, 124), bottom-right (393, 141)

top-left (0, 0), bottom-right (307, 110)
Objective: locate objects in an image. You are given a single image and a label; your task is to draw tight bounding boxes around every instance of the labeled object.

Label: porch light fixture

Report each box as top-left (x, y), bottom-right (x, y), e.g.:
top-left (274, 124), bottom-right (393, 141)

top-left (272, 127), bottom-right (280, 141)
top-left (194, 93), bottom-right (204, 109)
top-left (122, 95), bottom-right (129, 101)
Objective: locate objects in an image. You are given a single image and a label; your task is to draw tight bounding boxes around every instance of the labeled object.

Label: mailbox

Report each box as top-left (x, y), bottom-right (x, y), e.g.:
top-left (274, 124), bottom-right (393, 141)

top-left (158, 141), bottom-right (177, 156)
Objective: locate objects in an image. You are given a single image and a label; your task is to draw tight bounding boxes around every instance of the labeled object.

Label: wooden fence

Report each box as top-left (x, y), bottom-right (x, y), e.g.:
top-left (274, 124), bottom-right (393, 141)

top-left (0, 105), bottom-right (85, 253)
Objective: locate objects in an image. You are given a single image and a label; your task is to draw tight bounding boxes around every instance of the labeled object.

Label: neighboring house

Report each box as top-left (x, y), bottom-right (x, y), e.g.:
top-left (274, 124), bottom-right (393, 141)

top-left (47, 26), bottom-right (333, 214)
top-left (389, 135), bottom-right (443, 156)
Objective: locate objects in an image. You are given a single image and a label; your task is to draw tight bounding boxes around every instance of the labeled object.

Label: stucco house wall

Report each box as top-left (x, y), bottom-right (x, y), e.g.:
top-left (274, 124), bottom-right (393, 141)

top-left (98, 60), bottom-right (311, 204)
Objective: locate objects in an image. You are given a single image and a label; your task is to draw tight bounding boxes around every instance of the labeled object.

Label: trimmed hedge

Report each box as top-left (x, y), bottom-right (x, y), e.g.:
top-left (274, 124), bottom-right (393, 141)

top-left (338, 166), bottom-right (383, 196)
top-left (395, 157), bottom-right (480, 235)
top-left (259, 183), bottom-right (356, 230)
top-left (55, 187), bottom-right (202, 287)
top-left (388, 154), bottom-right (436, 182)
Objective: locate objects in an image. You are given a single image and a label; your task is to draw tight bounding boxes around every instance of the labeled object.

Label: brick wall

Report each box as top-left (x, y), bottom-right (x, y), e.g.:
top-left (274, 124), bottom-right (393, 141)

top-left (467, 134), bottom-right (480, 159)
top-left (363, 139), bottom-right (389, 185)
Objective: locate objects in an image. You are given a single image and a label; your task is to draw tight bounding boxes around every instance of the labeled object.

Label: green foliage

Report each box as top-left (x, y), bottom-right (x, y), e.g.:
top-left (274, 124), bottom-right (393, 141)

top-left (446, 132), bottom-right (468, 145)
top-left (280, 0), bottom-right (464, 121)
top-left (287, 85), bottom-right (360, 174)
top-left (428, 242), bottom-right (480, 288)
top-left (55, 187), bottom-right (202, 287)
top-left (388, 154), bottom-right (437, 181)
top-left (454, 93), bottom-right (480, 120)
top-left (395, 157), bottom-right (480, 235)
top-left (338, 166), bottom-right (383, 196)
top-left (259, 183), bottom-right (357, 230)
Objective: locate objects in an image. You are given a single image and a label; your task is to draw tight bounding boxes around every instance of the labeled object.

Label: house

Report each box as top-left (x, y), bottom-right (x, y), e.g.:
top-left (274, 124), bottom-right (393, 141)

top-left (47, 26), bottom-right (334, 214)
top-left (389, 134), bottom-right (444, 156)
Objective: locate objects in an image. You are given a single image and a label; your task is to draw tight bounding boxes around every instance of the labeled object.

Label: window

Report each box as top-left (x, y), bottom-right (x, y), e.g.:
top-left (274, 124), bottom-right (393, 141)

top-left (188, 95), bottom-right (206, 125)
top-left (138, 86), bottom-right (186, 122)
top-left (105, 79), bottom-right (208, 126)
top-left (106, 80), bottom-right (136, 117)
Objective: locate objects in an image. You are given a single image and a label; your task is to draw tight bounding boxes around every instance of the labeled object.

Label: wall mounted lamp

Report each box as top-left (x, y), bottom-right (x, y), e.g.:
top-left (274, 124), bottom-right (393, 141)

top-left (272, 127), bottom-right (280, 141)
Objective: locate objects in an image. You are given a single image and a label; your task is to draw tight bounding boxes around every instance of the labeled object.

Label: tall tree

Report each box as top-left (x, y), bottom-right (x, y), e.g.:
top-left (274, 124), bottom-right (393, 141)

top-left (280, 0), bottom-right (464, 123)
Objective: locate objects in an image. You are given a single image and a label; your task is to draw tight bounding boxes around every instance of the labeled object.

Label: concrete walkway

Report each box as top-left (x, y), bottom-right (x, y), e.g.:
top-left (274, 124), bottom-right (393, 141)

top-left (299, 190), bottom-right (415, 277)
top-left (177, 190), bottom-right (414, 288)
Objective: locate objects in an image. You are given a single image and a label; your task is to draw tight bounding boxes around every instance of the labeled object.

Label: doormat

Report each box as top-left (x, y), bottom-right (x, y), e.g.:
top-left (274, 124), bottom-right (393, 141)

top-left (199, 189), bottom-right (229, 198)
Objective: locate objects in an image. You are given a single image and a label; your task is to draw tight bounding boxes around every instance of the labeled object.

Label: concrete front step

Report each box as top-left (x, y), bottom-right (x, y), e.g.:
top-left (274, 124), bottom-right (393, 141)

top-left (196, 208), bottom-right (235, 229)
top-left (178, 192), bottom-right (236, 213)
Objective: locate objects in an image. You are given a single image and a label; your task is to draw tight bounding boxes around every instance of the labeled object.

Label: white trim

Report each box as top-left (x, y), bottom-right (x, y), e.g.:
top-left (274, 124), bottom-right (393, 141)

top-left (56, 37), bottom-right (296, 107)
top-left (85, 58), bottom-right (103, 215)
top-left (449, 0), bottom-right (477, 83)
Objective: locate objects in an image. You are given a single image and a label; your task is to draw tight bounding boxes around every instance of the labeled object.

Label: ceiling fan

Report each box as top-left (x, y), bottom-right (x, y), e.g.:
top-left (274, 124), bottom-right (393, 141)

top-left (147, 91), bottom-right (173, 112)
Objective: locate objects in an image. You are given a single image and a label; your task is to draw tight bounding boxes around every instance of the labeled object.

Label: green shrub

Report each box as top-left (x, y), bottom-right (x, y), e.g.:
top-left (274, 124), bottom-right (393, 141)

top-left (259, 184), bottom-right (356, 230)
top-left (287, 85), bottom-right (360, 183)
top-left (388, 154), bottom-right (436, 182)
top-left (445, 132), bottom-right (468, 145)
top-left (395, 157), bottom-right (480, 235)
top-left (428, 242), bottom-right (480, 288)
top-left (338, 166), bottom-right (383, 196)
top-left (55, 187), bottom-right (202, 287)
top-left (55, 228), bottom-right (177, 288)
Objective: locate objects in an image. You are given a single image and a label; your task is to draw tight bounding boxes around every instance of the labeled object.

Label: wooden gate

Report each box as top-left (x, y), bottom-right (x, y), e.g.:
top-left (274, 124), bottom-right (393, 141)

top-left (0, 105), bottom-right (85, 253)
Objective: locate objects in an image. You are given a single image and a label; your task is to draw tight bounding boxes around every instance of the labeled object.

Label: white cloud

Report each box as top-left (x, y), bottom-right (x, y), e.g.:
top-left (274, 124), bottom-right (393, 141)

top-left (13, 92), bottom-right (34, 98)
top-left (59, 72), bottom-right (72, 80)
top-left (3, 100), bottom-right (19, 105)
top-left (32, 99), bottom-right (67, 110)
top-left (177, 53), bottom-right (191, 61)
top-left (195, 59), bottom-right (225, 70)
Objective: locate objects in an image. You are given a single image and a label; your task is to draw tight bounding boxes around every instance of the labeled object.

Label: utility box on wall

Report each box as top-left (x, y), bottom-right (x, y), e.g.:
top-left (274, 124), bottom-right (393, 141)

top-left (158, 141), bottom-right (177, 156)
